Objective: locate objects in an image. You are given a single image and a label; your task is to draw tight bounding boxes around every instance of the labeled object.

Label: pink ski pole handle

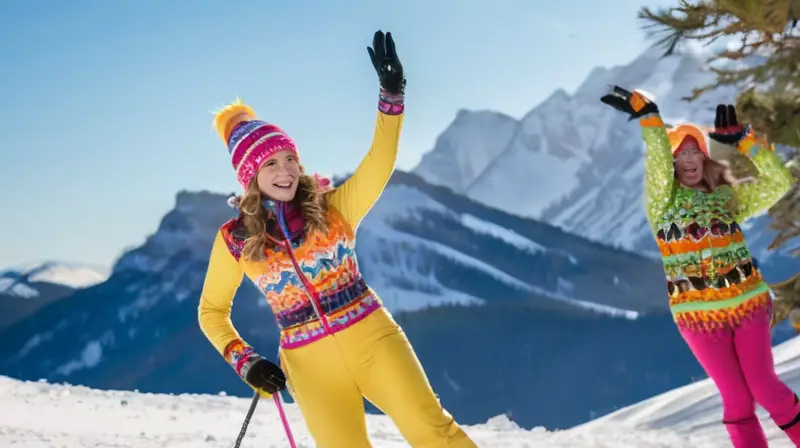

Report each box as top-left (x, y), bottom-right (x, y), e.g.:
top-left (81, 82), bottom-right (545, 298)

top-left (273, 392), bottom-right (297, 448)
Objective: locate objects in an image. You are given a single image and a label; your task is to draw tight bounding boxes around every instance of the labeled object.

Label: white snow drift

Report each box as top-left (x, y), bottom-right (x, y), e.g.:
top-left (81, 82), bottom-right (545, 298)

top-left (0, 375), bottom-right (711, 447)
top-left (4, 333), bottom-right (800, 446)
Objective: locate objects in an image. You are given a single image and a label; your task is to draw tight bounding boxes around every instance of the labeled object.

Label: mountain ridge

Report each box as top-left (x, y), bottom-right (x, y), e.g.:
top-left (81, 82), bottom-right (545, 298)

top-left (0, 170), bottom-right (706, 430)
top-left (411, 44), bottom-right (794, 280)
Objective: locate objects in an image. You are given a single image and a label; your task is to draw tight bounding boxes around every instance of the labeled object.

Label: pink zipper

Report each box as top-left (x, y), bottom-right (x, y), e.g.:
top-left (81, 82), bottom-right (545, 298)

top-left (274, 209), bottom-right (331, 334)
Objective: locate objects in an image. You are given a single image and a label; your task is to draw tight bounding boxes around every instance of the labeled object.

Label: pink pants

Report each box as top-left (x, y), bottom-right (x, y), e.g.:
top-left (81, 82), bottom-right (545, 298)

top-left (680, 308), bottom-right (800, 447)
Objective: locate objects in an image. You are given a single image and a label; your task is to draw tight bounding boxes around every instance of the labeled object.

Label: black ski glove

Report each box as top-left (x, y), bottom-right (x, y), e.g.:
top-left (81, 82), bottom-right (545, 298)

top-left (367, 30), bottom-right (405, 95)
top-left (709, 104), bottom-right (748, 146)
top-left (600, 85), bottom-right (659, 121)
top-left (243, 357), bottom-right (287, 395)
top-left (367, 30), bottom-right (405, 116)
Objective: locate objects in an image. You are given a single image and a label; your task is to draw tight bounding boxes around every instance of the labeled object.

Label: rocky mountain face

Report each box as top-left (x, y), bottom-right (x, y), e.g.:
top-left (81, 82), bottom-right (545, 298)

top-left (0, 172), bottom-right (706, 430)
top-left (412, 45), bottom-right (796, 279)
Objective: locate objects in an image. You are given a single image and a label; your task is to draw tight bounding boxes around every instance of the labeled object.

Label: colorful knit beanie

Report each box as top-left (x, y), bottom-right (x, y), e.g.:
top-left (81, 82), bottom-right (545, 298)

top-left (667, 124), bottom-right (710, 158)
top-left (212, 99), bottom-right (299, 190)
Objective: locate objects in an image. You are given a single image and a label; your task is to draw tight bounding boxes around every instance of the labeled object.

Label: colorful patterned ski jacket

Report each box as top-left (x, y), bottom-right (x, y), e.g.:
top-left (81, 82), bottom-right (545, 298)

top-left (639, 112), bottom-right (794, 333)
top-left (198, 109), bottom-right (403, 373)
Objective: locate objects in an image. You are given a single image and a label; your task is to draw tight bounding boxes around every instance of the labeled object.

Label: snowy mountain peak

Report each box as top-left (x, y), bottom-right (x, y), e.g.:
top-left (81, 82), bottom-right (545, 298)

top-left (107, 174), bottom-right (666, 316)
top-left (413, 109), bottom-right (520, 194)
top-left (573, 65), bottom-right (623, 100)
top-left (0, 261), bottom-right (110, 298)
top-left (0, 173), bottom-right (707, 432)
top-left (112, 190), bottom-right (236, 275)
top-left (411, 41), bottom-right (793, 272)
top-left (174, 189), bottom-right (232, 216)
top-left (537, 88), bottom-right (570, 110)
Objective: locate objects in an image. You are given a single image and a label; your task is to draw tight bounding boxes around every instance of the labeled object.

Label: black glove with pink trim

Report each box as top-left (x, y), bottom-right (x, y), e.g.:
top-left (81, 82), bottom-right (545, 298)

top-left (226, 340), bottom-right (286, 394)
top-left (367, 30), bottom-right (405, 115)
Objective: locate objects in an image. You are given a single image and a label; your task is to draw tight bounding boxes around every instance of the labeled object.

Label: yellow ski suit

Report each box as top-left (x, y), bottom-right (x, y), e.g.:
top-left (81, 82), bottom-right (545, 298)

top-left (198, 110), bottom-right (477, 448)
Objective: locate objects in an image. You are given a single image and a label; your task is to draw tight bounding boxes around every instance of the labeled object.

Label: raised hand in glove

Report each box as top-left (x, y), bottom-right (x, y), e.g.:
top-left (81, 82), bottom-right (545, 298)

top-left (243, 357), bottom-right (287, 395)
top-left (708, 104), bottom-right (748, 146)
top-left (600, 85), bottom-right (659, 121)
top-left (367, 30), bottom-right (405, 95)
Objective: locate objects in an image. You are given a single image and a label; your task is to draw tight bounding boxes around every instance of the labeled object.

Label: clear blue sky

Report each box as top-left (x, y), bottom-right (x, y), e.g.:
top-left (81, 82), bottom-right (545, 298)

top-left (0, 0), bottom-right (674, 269)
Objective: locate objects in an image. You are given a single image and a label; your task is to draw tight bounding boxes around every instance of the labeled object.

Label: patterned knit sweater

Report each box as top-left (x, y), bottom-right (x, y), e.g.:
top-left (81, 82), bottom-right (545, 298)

top-left (639, 112), bottom-right (794, 333)
top-left (198, 109), bottom-right (403, 374)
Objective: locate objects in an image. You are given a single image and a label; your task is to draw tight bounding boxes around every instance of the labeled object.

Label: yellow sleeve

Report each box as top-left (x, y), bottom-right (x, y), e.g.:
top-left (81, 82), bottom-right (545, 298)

top-left (328, 111), bottom-right (404, 231)
top-left (197, 230), bottom-right (248, 358)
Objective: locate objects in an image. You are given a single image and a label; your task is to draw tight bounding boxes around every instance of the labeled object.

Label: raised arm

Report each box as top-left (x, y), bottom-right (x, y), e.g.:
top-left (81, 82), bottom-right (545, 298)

top-left (600, 86), bottom-right (675, 233)
top-left (328, 30), bottom-right (406, 231)
top-left (328, 106), bottom-right (403, 230)
top-left (733, 129), bottom-right (794, 222)
top-left (639, 112), bottom-right (676, 232)
top-left (707, 104), bottom-right (795, 222)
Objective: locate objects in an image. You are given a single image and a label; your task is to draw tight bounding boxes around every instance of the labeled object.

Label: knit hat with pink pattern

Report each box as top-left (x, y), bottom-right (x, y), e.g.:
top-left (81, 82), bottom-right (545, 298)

top-left (213, 100), bottom-right (299, 190)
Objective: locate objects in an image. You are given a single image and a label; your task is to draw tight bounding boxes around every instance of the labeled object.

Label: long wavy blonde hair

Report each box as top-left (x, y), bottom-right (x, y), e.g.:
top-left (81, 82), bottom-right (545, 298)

top-left (237, 174), bottom-right (329, 262)
top-left (212, 98), bottom-right (329, 261)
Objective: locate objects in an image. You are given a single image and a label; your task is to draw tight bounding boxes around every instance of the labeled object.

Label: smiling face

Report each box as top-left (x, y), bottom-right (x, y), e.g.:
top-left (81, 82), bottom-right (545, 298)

top-left (255, 150), bottom-right (301, 201)
top-left (673, 137), bottom-right (706, 187)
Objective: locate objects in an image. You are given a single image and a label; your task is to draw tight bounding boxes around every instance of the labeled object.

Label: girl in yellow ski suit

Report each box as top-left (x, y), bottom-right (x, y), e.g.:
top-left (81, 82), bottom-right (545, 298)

top-left (197, 31), bottom-right (476, 448)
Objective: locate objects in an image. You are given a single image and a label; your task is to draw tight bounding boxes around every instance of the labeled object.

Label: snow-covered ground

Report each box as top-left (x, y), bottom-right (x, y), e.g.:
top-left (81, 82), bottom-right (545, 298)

top-left (5, 334), bottom-right (800, 446)
top-left (0, 375), bottom-right (767, 447)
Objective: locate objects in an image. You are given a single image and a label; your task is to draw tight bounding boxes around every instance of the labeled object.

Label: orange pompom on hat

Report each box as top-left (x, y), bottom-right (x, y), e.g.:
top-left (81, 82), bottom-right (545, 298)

top-left (212, 99), bottom-right (299, 189)
top-left (667, 124), bottom-right (710, 158)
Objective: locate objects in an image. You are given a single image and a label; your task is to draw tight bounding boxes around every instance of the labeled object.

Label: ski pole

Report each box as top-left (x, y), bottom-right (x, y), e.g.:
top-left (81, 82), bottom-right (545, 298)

top-left (271, 347), bottom-right (297, 447)
top-left (273, 391), bottom-right (297, 448)
top-left (233, 391), bottom-right (260, 448)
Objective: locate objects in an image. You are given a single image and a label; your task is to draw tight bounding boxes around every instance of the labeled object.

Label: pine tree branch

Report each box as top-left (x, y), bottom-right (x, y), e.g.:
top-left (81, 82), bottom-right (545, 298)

top-left (638, 0), bottom-right (800, 256)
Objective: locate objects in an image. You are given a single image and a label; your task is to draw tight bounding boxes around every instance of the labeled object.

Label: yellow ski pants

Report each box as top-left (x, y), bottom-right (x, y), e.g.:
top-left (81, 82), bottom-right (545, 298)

top-left (279, 307), bottom-right (477, 448)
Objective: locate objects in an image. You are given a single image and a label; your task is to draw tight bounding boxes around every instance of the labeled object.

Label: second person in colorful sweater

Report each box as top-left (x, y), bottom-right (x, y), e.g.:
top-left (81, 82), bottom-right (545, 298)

top-left (197, 31), bottom-right (477, 448)
top-left (601, 86), bottom-right (798, 448)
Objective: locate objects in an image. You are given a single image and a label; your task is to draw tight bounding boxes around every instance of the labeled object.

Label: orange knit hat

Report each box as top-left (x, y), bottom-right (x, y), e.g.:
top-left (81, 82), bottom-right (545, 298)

top-left (667, 124), bottom-right (709, 158)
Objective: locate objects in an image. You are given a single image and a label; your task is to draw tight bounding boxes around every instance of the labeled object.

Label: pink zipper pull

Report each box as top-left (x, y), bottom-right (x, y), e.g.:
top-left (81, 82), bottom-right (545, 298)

top-left (275, 202), bottom-right (332, 334)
